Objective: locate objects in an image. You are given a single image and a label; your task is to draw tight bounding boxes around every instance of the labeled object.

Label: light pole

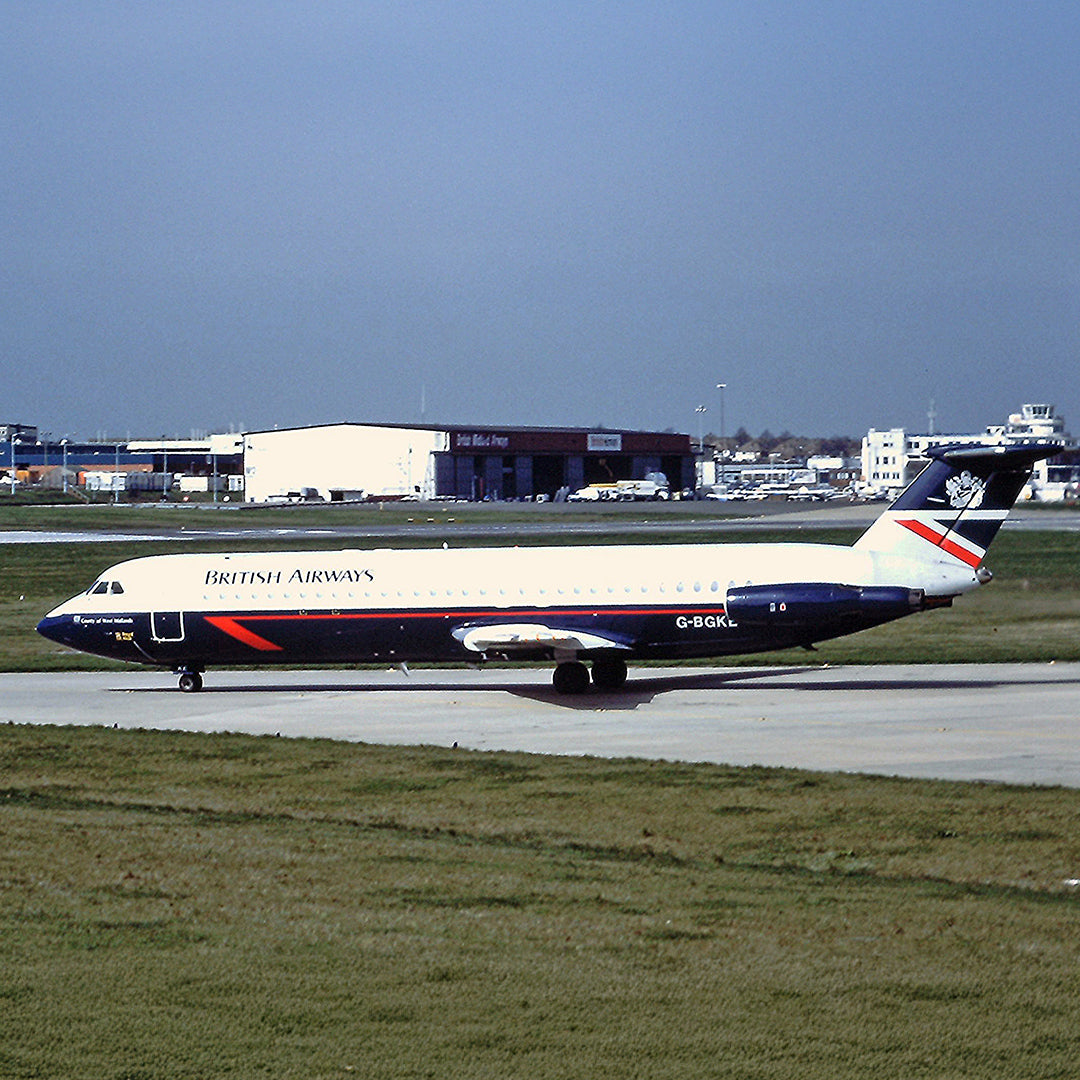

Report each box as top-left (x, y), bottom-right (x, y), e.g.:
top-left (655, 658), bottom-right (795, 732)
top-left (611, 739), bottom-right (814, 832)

top-left (61, 439), bottom-right (69, 495)
top-left (8, 432), bottom-right (16, 495)
top-left (694, 405), bottom-right (708, 496)
top-left (715, 382), bottom-right (727, 484)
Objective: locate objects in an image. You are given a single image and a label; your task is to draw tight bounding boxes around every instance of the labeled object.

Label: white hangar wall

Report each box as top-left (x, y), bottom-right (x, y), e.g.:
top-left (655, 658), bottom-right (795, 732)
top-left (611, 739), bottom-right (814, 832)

top-left (243, 425), bottom-right (448, 502)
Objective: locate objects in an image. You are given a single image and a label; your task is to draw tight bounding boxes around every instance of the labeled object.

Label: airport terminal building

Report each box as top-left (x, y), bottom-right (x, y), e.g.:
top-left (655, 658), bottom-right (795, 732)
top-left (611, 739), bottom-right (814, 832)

top-left (243, 423), bottom-right (695, 503)
top-left (862, 404), bottom-right (1077, 499)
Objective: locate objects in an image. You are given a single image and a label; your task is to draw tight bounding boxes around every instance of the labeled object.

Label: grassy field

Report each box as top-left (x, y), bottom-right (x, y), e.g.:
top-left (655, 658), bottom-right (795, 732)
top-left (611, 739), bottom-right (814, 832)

top-left (4, 526), bottom-right (1080, 671)
top-left (4, 518), bottom-right (1080, 1076)
top-left (3, 724), bottom-right (1080, 1079)
top-left (0, 498), bottom-right (735, 532)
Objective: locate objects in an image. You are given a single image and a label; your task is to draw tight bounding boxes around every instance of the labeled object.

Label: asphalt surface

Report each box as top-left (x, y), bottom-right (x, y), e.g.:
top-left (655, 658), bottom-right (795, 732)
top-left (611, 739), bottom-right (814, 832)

top-left (6, 663), bottom-right (1080, 787)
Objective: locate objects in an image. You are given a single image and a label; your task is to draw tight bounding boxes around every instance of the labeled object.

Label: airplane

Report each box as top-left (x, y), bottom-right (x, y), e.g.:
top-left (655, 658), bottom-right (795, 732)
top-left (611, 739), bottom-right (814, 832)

top-left (37, 441), bottom-right (1056, 695)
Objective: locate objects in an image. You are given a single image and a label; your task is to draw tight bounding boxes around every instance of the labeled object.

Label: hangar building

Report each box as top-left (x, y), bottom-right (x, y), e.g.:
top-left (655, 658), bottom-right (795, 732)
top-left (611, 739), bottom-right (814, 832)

top-left (243, 423), bottom-right (694, 503)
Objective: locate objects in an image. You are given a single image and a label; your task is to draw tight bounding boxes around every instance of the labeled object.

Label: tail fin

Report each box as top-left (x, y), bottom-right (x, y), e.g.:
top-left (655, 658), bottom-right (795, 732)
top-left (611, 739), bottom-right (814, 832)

top-left (853, 441), bottom-right (1058, 568)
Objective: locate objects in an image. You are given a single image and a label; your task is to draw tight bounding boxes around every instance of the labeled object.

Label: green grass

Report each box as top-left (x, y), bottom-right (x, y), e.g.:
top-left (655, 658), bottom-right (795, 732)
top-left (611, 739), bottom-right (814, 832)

top-left (3, 724), bottom-right (1080, 1078)
top-left (6, 527), bottom-right (1080, 671)
top-left (0, 498), bottom-right (737, 531)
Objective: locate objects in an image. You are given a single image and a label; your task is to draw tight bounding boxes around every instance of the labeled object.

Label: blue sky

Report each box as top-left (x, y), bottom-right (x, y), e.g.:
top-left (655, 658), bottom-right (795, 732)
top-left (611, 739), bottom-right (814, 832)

top-left (3, 2), bottom-right (1078, 441)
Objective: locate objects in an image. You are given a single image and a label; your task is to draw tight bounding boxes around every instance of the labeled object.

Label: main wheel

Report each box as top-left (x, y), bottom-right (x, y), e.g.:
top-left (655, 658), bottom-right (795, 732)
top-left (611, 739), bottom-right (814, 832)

top-left (552, 661), bottom-right (590, 695)
top-left (591, 657), bottom-right (628, 690)
top-left (178, 671), bottom-right (203, 693)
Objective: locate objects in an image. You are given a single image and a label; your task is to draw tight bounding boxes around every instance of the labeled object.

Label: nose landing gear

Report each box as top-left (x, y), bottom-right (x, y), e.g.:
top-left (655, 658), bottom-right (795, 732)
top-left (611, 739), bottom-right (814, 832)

top-left (176, 668), bottom-right (204, 693)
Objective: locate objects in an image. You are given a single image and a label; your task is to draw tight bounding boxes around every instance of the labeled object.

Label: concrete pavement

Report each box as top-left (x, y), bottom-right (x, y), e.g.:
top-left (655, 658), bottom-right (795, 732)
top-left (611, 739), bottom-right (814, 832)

top-left (4, 663), bottom-right (1079, 787)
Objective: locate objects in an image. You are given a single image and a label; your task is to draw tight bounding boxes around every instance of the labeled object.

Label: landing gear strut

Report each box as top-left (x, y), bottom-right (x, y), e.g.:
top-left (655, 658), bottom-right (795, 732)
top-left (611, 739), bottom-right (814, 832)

top-left (176, 668), bottom-right (204, 693)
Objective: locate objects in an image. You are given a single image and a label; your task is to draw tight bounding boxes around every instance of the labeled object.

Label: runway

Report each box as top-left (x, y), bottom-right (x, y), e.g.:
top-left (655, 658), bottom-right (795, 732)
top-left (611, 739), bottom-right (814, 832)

top-left (5, 663), bottom-right (1080, 787)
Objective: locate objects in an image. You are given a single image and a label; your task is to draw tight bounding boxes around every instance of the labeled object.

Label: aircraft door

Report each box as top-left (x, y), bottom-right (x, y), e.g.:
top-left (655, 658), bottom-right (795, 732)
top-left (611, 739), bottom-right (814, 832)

top-left (151, 611), bottom-right (185, 642)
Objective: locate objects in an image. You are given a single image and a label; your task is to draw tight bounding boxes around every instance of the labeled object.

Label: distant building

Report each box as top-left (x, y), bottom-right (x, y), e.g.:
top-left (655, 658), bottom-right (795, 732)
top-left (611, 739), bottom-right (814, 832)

top-left (242, 423), bottom-right (694, 503)
top-left (862, 403), bottom-right (1074, 500)
top-left (861, 428), bottom-right (909, 492)
top-left (806, 456), bottom-right (862, 491)
top-left (126, 434), bottom-right (244, 488)
top-left (1, 423), bottom-right (38, 442)
top-left (1, 431), bottom-right (244, 495)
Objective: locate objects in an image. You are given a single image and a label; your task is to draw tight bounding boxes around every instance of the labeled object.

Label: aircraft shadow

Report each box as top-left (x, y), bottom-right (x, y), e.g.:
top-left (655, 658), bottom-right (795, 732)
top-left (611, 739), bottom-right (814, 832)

top-left (510, 668), bottom-right (816, 710)
top-left (117, 666), bottom-right (812, 711)
top-left (511, 669), bottom-right (1080, 711)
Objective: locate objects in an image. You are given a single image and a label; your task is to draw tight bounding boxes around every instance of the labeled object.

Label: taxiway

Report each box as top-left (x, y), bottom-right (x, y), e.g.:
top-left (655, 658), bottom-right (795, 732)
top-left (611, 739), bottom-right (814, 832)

top-left (4, 663), bottom-right (1079, 787)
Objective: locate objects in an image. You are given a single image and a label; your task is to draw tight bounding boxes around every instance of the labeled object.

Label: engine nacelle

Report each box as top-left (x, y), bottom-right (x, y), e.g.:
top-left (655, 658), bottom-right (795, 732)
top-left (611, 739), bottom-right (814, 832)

top-left (724, 583), bottom-right (925, 627)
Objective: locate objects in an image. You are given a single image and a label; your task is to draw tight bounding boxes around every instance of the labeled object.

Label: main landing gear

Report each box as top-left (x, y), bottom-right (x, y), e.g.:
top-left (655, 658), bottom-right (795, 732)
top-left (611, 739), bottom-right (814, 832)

top-left (176, 668), bottom-right (204, 693)
top-left (552, 657), bottom-right (628, 695)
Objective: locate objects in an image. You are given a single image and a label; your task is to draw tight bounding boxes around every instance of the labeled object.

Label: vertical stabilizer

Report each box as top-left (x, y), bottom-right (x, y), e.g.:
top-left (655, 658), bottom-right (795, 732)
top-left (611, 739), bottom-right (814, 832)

top-left (853, 442), bottom-right (1057, 567)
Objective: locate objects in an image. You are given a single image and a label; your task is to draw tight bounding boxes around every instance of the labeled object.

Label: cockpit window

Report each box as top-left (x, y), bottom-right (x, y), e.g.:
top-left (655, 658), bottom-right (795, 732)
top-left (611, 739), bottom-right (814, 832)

top-left (87, 580), bottom-right (123, 595)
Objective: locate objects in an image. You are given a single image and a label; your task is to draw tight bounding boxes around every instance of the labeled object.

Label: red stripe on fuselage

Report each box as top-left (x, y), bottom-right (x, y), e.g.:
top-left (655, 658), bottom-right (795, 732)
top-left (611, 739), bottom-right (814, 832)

top-left (895, 519), bottom-right (983, 568)
top-left (204, 616), bottom-right (284, 651)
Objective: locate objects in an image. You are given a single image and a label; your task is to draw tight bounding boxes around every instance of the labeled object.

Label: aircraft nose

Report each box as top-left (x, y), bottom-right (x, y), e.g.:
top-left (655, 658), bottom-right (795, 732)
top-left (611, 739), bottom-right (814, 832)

top-left (37, 614), bottom-right (76, 647)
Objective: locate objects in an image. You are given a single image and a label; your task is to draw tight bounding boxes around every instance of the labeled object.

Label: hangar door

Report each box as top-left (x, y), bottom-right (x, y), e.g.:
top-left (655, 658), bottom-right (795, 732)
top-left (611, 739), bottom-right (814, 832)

top-left (532, 456), bottom-right (565, 499)
top-left (583, 455), bottom-right (632, 485)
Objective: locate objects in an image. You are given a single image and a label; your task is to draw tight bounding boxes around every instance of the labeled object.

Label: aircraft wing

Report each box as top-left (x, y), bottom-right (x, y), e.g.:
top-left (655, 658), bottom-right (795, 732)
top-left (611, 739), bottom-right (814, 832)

top-left (451, 622), bottom-right (632, 654)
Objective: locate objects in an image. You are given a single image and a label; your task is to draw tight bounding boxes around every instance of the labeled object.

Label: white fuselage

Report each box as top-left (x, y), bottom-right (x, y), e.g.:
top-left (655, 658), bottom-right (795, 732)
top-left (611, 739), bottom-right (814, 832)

top-left (44, 541), bottom-right (979, 623)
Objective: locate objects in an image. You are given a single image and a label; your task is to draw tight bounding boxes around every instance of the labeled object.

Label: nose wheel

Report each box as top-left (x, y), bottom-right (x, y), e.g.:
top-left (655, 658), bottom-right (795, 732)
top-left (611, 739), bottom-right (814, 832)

top-left (177, 669), bottom-right (204, 693)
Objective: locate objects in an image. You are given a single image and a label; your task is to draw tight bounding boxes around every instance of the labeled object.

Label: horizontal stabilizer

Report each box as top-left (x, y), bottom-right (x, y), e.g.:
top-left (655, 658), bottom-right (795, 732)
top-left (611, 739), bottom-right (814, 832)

top-left (452, 623), bottom-right (632, 654)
